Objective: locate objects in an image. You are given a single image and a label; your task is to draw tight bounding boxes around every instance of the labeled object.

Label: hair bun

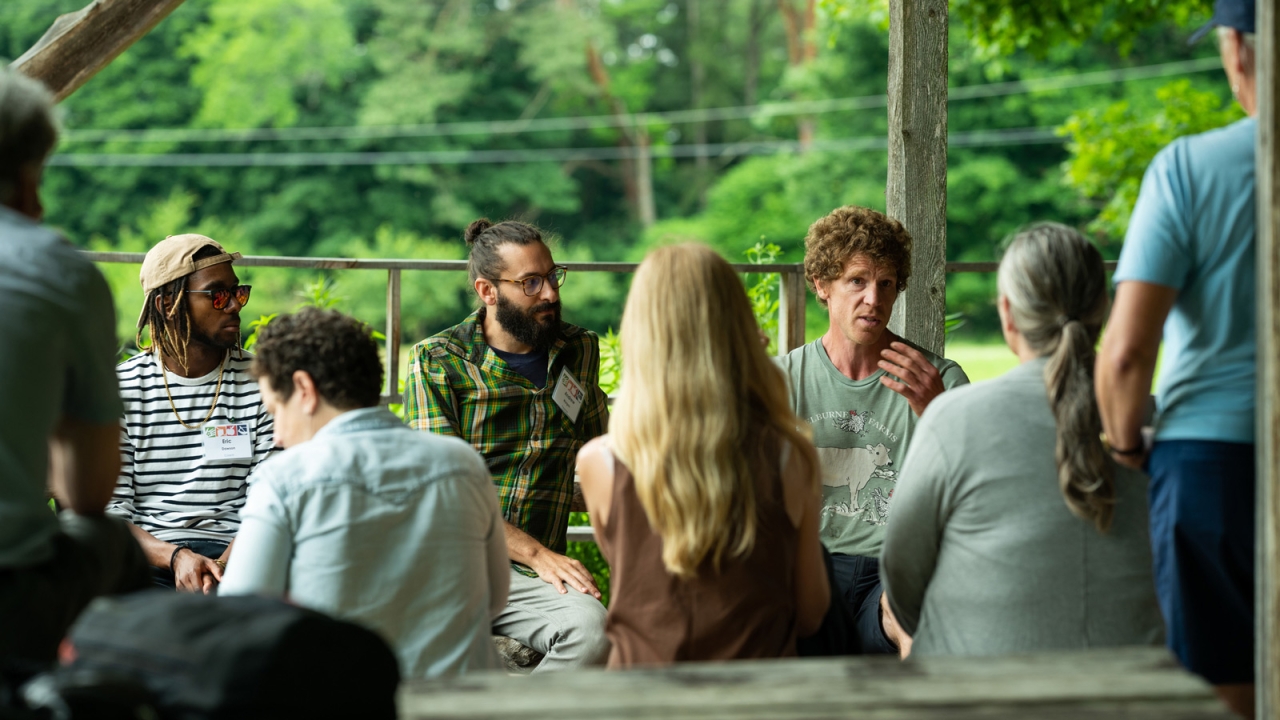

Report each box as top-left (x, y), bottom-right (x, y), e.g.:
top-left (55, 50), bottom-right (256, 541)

top-left (464, 218), bottom-right (493, 245)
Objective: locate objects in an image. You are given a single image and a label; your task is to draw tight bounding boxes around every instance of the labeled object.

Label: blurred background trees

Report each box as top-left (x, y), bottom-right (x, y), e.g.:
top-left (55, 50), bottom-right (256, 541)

top-left (3, 0), bottom-right (1231, 346)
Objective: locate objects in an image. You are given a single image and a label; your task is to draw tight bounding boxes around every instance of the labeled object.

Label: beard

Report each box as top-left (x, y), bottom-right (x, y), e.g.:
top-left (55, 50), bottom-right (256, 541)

top-left (495, 293), bottom-right (561, 352)
top-left (190, 314), bottom-right (242, 352)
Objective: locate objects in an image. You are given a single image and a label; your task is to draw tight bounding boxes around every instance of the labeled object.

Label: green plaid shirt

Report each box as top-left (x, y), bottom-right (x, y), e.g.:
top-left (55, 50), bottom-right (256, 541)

top-left (403, 309), bottom-right (609, 561)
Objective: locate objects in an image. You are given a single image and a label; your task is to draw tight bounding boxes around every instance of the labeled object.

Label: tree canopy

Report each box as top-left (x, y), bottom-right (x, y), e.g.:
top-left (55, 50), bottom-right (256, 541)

top-left (3, 0), bottom-right (1233, 341)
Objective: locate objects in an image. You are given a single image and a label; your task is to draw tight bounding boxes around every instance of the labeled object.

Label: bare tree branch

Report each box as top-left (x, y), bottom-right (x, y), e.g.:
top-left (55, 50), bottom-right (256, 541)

top-left (11, 0), bottom-right (188, 102)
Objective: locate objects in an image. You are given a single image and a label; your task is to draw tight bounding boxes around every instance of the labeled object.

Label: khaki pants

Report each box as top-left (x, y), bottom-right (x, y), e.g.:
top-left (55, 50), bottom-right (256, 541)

top-left (491, 567), bottom-right (609, 672)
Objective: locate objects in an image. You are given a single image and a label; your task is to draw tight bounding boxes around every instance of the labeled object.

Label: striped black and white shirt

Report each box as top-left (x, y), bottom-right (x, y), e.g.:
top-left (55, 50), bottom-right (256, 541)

top-left (109, 351), bottom-right (274, 544)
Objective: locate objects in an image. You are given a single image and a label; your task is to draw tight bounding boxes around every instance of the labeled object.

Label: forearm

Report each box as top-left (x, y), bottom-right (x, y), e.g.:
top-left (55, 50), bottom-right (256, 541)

top-left (503, 520), bottom-right (549, 566)
top-left (1096, 282), bottom-right (1176, 452)
top-left (126, 522), bottom-right (182, 569)
top-left (1096, 337), bottom-right (1158, 450)
top-left (48, 418), bottom-right (121, 515)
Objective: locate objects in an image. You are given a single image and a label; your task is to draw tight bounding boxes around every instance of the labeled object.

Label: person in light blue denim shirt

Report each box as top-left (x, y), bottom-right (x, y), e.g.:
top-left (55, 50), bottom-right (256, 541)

top-left (219, 308), bottom-right (509, 678)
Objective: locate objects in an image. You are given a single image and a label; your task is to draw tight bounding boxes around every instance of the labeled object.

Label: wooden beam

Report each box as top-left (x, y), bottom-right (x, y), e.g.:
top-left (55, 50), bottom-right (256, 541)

top-left (384, 268), bottom-right (402, 399)
top-left (10, 0), bottom-right (187, 102)
top-left (885, 0), bottom-right (948, 355)
top-left (778, 268), bottom-right (807, 354)
top-left (400, 647), bottom-right (1227, 719)
top-left (1256, 0), bottom-right (1279, 716)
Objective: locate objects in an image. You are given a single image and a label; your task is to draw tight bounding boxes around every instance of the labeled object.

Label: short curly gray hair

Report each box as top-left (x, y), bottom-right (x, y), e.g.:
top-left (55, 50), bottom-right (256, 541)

top-left (0, 70), bottom-right (59, 206)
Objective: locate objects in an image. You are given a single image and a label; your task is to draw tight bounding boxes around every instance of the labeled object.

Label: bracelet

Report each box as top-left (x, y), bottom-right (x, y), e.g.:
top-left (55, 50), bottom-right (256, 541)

top-left (169, 545), bottom-right (188, 575)
top-left (1101, 433), bottom-right (1145, 457)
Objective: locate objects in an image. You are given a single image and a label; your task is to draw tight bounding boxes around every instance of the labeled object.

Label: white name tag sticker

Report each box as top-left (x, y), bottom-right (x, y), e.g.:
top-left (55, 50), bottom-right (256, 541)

top-left (202, 423), bottom-right (252, 460)
top-left (552, 367), bottom-right (585, 423)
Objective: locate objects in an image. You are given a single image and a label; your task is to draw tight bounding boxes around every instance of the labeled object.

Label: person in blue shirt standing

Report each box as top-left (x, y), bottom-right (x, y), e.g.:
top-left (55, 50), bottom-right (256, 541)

top-left (1096, 1), bottom-right (1257, 715)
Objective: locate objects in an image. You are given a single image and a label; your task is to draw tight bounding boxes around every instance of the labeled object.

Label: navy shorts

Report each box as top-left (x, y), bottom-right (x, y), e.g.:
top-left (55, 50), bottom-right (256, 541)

top-left (1148, 440), bottom-right (1255, 684)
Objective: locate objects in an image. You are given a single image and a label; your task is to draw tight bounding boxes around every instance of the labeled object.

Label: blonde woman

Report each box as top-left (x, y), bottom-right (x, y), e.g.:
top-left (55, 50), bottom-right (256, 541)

top-left (879, 223), bottom-right (1164, 656)
top-left (576, 244), bottom-right (830, 667)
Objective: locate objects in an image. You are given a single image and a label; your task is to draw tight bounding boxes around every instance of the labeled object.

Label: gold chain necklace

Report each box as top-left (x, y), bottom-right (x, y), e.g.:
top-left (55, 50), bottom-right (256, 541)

top-left (159, 349), bottom-right (227, 430)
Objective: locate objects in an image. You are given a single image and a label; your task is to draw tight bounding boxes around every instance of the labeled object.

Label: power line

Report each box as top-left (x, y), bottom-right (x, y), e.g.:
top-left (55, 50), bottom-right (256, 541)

top-left (47, 127), bottom-right (1061, 167)
top-left (59, 57), bottom-right (1220, 144)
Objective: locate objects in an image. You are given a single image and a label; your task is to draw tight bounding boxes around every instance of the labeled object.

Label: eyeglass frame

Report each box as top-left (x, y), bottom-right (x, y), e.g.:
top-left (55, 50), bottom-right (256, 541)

top-left (181, 284), bottom-right (252, 311)
top-left (489, 266), bottom-right (568, 296)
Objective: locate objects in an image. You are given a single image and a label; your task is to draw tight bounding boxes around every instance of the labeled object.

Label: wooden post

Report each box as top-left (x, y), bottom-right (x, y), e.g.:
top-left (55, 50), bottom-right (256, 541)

top-left (11, 0), bottom-right (187, 102)
top-left (885, 0), bottom-right (948, 355)
top-left (1256, 0), bottom-right (1279, 715)
top-left (778, 268), bottom-right (807, 355)
top-left (385, 269), bottom-right (402, 403)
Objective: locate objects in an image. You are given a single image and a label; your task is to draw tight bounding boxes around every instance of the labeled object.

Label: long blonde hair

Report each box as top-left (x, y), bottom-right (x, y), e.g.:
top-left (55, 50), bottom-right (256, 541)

top-left (997, 223), bottom-right (1114, 532)
top-left (611, 244), bottom-right (819, 578)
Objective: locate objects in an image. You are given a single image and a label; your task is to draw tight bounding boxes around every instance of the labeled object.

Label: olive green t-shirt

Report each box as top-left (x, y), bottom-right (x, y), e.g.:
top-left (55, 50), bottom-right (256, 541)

top-left (777, 338), bottom-right (968, 557)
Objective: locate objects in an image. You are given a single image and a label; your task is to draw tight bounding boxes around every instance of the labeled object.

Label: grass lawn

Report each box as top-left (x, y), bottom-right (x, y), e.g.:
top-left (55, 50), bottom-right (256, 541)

top-left (943, 340), bottom-right (1018, 383)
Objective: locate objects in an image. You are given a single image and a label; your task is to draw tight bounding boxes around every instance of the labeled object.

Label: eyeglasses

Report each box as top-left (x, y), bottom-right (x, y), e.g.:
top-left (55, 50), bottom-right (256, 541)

top-left (492, 266), bottom-right (567, 296)
top-left (185, 285), bottom-right (252, 310)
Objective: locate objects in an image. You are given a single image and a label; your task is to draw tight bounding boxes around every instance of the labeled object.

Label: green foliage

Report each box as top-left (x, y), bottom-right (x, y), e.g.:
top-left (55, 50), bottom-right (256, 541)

top-left (1059, 80), bottom-right (1244, 241)
top-left (295, 277), bottom-right (343, 310)
top-left (242, 313), bottom-right (279, 352)
top-left (181, 0), bottom-right (361, 129)
top-left (597, 329), bottom-right (622, 396)
top-left (744, 242), bottom-right (782, 347)
top-left (950, 0), bottom-right (1210, 58)
top-left (567, 512), bottom-right (611, 606)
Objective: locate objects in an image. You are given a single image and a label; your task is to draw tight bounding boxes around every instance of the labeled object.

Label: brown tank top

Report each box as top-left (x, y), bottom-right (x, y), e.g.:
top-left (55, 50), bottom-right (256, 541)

top-left (597, 429), bottom-right (800, 668)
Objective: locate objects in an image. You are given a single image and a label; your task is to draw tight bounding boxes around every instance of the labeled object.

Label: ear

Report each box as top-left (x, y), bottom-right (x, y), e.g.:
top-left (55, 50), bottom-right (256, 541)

top-left (812, 277), bottom-right (829, 302)
top-left (474, 277), bottom-right (499, 307)
top-left (1224, 28), bottom-right (1247, 76)
top-left (997, 294), bottom-right (1016, 335)
top-left (292, 369), bottom-right (321, 414)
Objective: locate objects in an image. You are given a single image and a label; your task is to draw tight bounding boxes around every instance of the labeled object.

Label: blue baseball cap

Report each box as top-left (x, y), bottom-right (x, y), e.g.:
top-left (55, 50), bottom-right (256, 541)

top-left (1189, 0), bottom-right (1256, 44)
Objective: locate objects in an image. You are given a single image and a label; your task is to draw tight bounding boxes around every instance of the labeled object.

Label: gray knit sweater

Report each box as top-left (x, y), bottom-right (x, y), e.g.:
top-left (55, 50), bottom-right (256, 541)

top-left (880, 358), bottom-right (1164, 656)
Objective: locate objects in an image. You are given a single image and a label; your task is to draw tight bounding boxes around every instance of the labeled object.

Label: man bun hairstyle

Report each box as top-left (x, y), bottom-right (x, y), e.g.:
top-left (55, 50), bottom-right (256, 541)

top-left (249, 307), bottom-right (383, 411)
top-left (997, 222), bottom-right (1114, 533)
top-left (464, 217), bottom-right (546, 287)
top-left (0, 70), bottom-right (59, 206)
top-left (803, 206), bottom-right (913, 308)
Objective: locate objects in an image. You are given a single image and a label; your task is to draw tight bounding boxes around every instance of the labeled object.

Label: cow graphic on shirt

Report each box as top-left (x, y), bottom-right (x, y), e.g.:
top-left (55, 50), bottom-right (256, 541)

top-left (816, 444), bottom-right (898, 528)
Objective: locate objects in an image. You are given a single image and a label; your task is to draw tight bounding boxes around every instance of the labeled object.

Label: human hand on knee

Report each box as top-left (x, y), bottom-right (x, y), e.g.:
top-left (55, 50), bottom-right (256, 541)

top-left (528, 549), bottom-right (601, 598)
top-left (171, 547), bottom-right (223, 594)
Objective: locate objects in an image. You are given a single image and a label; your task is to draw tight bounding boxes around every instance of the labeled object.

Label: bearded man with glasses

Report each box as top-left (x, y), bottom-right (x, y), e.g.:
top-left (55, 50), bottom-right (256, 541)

top-left (108, 235), bottom-right (275, 594)
top-left (404, 218), bottom-right (610, 672)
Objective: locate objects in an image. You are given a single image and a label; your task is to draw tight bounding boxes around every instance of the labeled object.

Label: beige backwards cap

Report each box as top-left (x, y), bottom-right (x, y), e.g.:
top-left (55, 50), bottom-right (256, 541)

top-left (139, 234), bottom-right (242, 292)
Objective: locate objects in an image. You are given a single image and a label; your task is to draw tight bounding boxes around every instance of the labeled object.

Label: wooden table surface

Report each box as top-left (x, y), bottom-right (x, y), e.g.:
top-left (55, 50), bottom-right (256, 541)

top-left (399, 646), bottom-right (1230, 719)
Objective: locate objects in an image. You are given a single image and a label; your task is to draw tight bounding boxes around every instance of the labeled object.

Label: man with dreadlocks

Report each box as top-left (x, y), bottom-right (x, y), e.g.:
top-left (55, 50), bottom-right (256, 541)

top-left (108, 234), bottom-right (275, 593)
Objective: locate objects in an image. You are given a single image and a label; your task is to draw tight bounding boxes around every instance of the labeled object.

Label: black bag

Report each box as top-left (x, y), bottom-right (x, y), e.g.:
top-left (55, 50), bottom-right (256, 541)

top-left (59, 591), bottom-right (399, 720)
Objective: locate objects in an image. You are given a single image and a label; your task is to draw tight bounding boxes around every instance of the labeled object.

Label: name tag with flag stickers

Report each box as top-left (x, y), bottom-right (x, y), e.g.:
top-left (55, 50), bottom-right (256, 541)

top-left (202, 423), bottom-right (252, 460)
top-left (552, 367), bottom-right (585, 422)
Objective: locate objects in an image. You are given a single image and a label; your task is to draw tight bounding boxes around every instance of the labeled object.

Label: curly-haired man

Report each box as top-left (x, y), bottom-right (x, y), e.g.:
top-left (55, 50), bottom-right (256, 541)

top-left (221, 309), bottom-right (509, 678)
top-left (778, 205), bottom-right (968, 657)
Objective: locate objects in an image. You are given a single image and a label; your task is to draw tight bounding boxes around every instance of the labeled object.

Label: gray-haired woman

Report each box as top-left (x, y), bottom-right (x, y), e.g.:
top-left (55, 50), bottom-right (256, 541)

top-left (878, 223), bottom-right (1164, 657)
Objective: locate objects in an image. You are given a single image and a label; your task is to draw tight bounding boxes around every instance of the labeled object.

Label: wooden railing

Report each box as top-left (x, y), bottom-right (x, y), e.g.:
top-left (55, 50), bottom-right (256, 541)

top-left (85, 251), bottom-right (1087, 407)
